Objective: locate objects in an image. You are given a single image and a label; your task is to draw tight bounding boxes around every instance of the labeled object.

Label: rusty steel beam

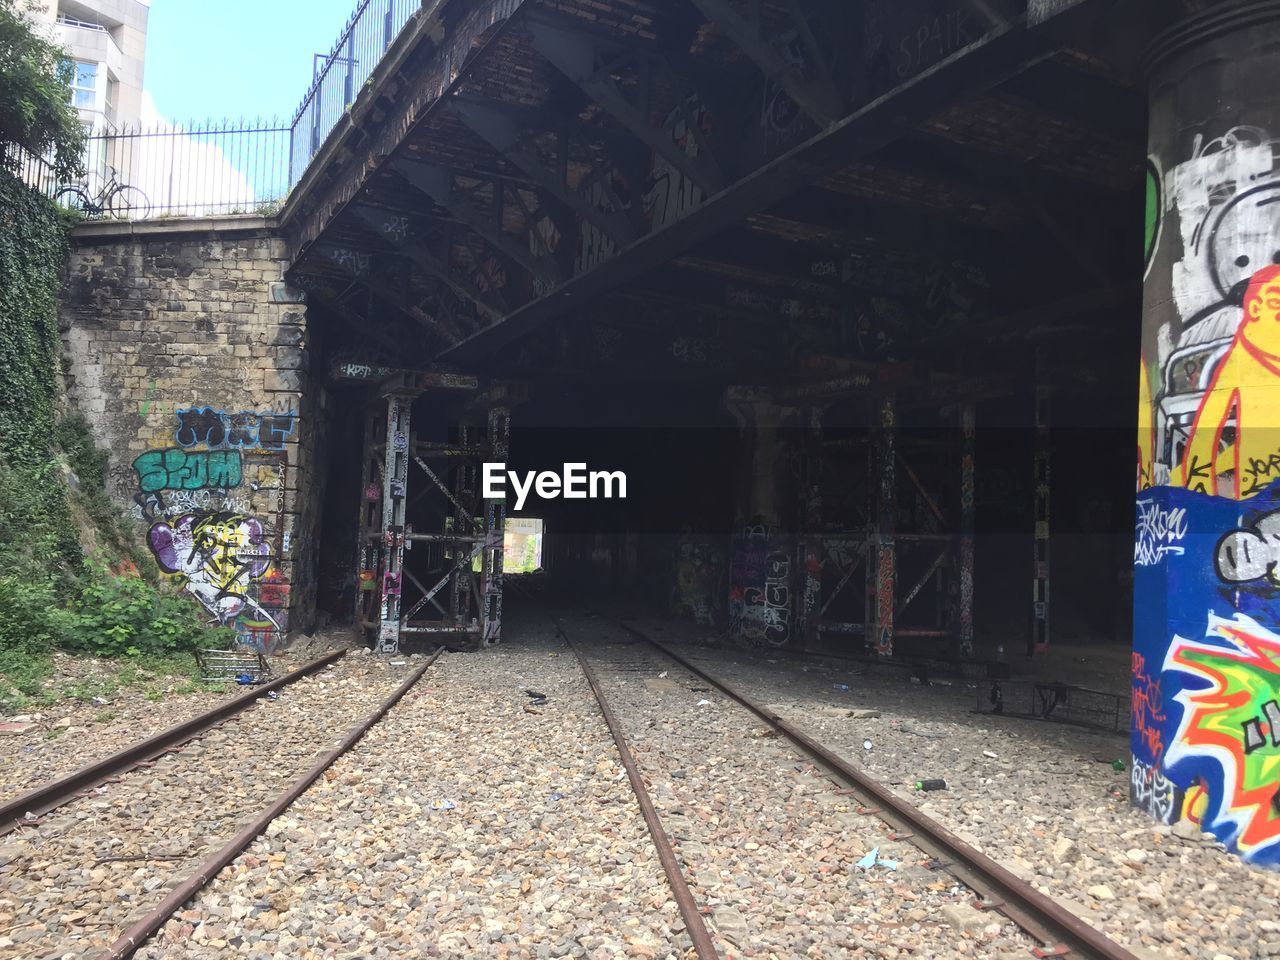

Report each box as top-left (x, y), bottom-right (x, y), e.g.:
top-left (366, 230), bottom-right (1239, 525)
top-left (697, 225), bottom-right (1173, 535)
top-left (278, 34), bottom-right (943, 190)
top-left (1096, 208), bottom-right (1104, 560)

top-left (689, 0), bottom-right (845, 125)
top-left (526, 16), bottom-right (726, 196)
top-left (442, 1), bottom-right (1110, 362)
top-left (452, 98), bottom-right (637, 249)
top-left (391, 159), bottom-right (562, 288)
top-left (346, 204), bottom-right (507, 328)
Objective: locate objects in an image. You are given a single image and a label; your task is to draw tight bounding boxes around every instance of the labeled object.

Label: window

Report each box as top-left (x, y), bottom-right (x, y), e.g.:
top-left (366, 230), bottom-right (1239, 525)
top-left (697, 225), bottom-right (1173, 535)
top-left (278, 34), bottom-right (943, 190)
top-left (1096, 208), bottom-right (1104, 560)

top-left (104, 76), bottom-right (117, 125)
top-left (68, 60), bottom-right (99, 109)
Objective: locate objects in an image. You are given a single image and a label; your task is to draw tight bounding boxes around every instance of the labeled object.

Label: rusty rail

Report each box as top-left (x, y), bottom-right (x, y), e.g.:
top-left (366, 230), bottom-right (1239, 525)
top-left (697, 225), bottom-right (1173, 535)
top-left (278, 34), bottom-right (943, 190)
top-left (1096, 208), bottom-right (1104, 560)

top-left (102, 647), bottom-right (444, 960)
top-left (605, 617), bottom-right (1142, 960)
top-left (556, 622), bottom-right (721, 960)
top-left (0, 648), bottom-right (347, 836)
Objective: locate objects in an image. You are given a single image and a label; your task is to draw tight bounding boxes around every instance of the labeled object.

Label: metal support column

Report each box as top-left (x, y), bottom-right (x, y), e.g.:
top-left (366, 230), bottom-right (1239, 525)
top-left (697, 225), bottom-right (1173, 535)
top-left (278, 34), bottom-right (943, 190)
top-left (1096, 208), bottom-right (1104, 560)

top-left (797, 403), bottom-right (824, 650)
top-left (354, 405), bottom-right (381, 627)
top-left (376, 393), bottom-right (413, 653)
top-left (449, 421), bottom-right (475, 626)
top-left (867, 394), bottom-right (896, 657)
top-left (482, 404), bottom-right (510, 646)
top-left (1032, 351), bottom-right (1050, 655)
top-left (958, 402), bottom-right (976, 658)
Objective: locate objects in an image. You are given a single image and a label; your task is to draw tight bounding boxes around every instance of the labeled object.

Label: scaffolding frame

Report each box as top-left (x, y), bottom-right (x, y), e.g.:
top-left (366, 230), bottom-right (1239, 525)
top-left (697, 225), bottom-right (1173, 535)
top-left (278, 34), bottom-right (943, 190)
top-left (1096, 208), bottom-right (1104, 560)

top-left (354, 371), bottom-right (520, 653)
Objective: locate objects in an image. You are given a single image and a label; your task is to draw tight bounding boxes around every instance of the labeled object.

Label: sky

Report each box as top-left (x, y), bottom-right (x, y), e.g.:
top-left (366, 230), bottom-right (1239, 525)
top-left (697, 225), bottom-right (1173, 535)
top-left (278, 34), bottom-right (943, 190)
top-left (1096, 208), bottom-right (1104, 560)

top-left (143, 1), bottom-right (359, 124)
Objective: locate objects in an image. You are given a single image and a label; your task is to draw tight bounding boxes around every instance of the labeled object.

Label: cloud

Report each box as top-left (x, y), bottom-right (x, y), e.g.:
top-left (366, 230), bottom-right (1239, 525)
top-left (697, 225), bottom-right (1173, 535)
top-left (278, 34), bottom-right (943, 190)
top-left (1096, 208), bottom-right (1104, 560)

top-left (105, 92), bottom-right (279, 216)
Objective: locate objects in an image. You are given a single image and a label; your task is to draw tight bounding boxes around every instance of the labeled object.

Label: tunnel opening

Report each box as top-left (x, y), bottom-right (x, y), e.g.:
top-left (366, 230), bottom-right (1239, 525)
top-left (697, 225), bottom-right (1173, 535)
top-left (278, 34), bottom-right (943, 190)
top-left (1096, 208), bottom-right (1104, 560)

top-left (291, 6), bottom-right (1148, 671)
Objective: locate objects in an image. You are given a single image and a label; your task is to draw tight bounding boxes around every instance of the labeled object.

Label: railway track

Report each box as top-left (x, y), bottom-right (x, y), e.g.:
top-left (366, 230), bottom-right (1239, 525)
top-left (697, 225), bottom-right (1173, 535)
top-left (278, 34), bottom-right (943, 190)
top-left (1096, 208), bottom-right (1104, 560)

top-left (560, 613), bottom-right (1141, 960)
top-left (0, 647), bottom-right (442, 960)
top-left (0, 649), bottom-right (345, 835)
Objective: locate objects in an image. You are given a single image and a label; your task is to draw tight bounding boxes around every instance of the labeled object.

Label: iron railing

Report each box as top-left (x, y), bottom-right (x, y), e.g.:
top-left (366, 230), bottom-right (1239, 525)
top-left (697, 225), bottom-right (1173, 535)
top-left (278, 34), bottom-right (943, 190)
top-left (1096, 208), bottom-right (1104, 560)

top-left (1, 143), bottom-right (60, 196)
top-left (289, 0), bottom-right (421, 184)
top-left (10, 120), bottom-right (291, 219)
top-left (10, 0), bottom-right (426, 218)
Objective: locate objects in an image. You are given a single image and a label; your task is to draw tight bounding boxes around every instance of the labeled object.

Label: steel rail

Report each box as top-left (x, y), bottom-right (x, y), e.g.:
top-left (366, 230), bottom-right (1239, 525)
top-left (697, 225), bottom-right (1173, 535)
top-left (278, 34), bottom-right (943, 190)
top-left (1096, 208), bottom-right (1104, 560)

top-left (607, 617), bottom-right (1142, 960)
top-left (0, 649), bottom-right (347, 836)
top-left (556, 622), bottom-right (721, 960)
top-left (102, 646), bottom-right (445, 960)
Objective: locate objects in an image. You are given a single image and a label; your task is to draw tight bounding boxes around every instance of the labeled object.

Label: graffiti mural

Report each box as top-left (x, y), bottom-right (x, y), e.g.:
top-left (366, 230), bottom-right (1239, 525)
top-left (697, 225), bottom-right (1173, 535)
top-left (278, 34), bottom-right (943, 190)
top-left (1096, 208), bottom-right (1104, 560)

top-left (671, 534), bottom-right (727, 627)
top-left (133, 448), bottom-right (242, 493)
top-left (1137, 118), bottom-right (1280, 865)
top-left (131, 406), bottom-right (295, 652)
top-left (644, 100), bottom-right (710, 231)
top-left (148, 513), bottom-right (273, 623)
top-left (1164, 611), bottom-right (1280, 860)
top-left (1131, 483), bottom-right (1280, 866)
top-left (728, 524), bottom-right (792, 647)
top-left (1148, 129), bottom-right (1280, 492)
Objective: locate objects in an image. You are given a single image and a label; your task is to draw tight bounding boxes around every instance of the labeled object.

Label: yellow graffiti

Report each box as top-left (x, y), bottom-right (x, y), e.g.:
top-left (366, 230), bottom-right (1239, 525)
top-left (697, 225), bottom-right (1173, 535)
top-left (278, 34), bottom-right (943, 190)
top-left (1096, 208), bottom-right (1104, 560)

top-left (1178, 266), bottom-right (1280, 499)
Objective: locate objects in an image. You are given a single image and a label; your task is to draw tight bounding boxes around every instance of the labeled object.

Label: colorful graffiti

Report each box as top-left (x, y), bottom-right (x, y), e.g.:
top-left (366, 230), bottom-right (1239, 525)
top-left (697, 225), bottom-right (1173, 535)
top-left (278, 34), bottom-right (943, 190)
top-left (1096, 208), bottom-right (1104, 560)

top-left (1131, 483), bottom-right (1280, 865)
top-left (1164, 612), bottom-right (1280, 860)
top-left (1147, 129), bottom-right (1280, 492)
top-left (175, 408), bottom-right (295, 449)
top-left (133, 448), bottom-right (242, 492)
top-left (148, 513), bottom-right (273, 625)
top-left (1137, 120), bottom-right (1280, 865)
top-left (132, 406), bottom-right (294, 652)
top-left (643, 100), bottom-right (710, 231)
top-left (1176, 266), bottom-right (1280, 499)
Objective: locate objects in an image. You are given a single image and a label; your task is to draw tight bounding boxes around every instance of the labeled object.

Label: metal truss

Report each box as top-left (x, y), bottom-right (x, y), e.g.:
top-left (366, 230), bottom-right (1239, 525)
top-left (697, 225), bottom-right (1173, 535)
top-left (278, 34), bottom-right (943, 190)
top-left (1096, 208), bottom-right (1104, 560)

top-left (355, 372), bottom-right (524, 653)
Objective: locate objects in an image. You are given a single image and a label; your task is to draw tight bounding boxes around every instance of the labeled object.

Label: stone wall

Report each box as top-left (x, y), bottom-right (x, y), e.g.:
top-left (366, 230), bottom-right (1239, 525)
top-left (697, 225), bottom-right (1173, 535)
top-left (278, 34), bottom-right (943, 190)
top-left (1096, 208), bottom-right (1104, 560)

top-left (58, 217), bottom-right (317, 652)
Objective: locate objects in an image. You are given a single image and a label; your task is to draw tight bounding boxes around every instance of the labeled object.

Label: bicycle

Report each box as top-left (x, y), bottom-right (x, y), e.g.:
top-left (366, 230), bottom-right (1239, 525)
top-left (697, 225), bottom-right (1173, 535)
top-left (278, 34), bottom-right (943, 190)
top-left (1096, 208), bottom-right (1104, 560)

top-left (53, 166), bottom-right (152, 220)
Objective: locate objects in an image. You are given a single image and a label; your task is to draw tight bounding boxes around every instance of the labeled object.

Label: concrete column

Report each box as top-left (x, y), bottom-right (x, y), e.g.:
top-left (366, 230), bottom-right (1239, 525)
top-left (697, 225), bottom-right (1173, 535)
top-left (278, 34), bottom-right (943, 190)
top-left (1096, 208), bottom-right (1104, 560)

top-left (1134, 1), bottom-right (1280, 866)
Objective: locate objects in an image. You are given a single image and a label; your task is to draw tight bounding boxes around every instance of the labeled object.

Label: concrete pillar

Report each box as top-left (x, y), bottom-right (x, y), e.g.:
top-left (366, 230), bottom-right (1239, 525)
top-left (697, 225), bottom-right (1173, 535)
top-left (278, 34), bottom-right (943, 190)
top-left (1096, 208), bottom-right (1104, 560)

top-left (1135, 0), bottom-right (1280, 866)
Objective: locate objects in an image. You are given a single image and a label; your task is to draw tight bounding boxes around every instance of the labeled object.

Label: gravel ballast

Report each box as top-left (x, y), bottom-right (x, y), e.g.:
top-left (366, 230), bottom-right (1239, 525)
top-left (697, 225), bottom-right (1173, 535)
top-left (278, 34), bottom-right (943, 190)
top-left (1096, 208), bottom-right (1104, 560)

top-left (0, 653), bottom-right (407, 960)
top-left (623, 612), bottom-right (1279, 960)
top-left (134, 623), bottom-right (685, 960)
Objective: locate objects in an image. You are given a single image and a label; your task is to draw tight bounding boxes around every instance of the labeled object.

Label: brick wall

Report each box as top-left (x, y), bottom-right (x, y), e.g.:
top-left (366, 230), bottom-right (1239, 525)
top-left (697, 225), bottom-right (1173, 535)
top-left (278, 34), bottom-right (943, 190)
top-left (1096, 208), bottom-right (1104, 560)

top-left (58, 217), bottom-right (317, 652)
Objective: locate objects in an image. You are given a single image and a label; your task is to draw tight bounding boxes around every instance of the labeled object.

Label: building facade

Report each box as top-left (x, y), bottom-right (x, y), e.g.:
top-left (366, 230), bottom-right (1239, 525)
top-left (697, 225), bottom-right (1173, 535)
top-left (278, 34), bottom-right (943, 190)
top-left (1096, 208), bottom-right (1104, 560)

top-left (34, 0), bottom-right (148, 133)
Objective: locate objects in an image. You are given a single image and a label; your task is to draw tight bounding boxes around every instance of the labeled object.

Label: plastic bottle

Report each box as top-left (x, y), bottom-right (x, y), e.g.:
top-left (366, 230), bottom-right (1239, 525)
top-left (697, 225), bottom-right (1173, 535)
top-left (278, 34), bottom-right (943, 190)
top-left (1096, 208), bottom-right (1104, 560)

top-left (915, 778), bottom-right (948, 791)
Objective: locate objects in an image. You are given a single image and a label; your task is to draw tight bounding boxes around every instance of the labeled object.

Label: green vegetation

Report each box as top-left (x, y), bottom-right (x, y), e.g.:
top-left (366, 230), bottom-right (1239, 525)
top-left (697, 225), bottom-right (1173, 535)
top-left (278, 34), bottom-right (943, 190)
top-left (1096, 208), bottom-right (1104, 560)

top-left (0, 14), bottom-right (233, 712)
top-left (0, 0), bottom-right (85, 181)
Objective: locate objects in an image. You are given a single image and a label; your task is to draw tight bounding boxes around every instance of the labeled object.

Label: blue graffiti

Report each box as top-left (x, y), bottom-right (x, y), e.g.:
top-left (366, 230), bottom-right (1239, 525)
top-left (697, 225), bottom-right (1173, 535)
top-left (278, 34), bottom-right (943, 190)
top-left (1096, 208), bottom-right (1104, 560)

top-left (174, 408), bottom-right (296, 450)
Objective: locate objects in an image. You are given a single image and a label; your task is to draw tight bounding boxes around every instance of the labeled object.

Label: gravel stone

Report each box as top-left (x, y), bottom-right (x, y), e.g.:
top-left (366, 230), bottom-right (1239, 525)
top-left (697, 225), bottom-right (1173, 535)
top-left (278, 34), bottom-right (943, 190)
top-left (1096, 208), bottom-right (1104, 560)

top-left (624, 612), bottom-right (1280, 960)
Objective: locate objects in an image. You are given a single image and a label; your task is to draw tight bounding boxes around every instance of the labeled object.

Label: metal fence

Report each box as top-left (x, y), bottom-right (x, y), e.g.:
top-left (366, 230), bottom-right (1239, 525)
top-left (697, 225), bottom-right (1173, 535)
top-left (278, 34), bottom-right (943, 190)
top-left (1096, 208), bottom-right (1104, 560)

top-left (1, 143), bottom-right (60, 196)
top-left (9, 120), bottom-right (291, 219)
top-left (289, 0), bottom-right (421, 184)
top-left (9, 0), bottom-right (424, 219)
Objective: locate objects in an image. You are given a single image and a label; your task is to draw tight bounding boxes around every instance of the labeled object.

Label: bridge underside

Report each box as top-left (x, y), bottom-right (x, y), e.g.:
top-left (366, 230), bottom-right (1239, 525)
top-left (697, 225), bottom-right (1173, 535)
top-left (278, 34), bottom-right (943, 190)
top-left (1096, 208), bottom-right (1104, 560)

top-left (283, 0), bottom-right (1152, 657)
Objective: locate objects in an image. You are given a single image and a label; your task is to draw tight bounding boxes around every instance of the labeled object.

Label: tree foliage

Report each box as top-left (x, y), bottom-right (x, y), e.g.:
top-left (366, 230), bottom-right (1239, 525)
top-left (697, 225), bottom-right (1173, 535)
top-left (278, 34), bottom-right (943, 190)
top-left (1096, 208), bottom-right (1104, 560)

top-left (0, 0), bottom-right (84, 181)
